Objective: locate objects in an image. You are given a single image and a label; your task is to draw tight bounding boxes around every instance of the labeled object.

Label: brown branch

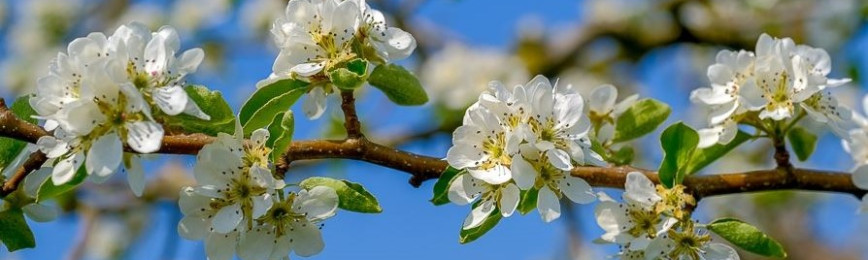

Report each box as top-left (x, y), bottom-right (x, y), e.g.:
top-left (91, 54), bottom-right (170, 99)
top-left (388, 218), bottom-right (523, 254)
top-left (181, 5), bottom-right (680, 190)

top-left (0, 98), bottom-right (863, 200)
top-left (0, 151), bottom-right (47, 197)
top-left (340, 90), bottom-right (363, 139)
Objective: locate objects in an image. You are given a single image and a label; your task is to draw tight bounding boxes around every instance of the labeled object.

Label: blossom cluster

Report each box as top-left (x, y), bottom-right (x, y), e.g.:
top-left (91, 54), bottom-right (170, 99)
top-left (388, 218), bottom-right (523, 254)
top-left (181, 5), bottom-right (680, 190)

top-left (587, 84), bottom-right (639, 145)
top-left (842, 95), bottom-right (868, 211)
top-left (30, 22), bottom-right (209, 196)
top-left (595, 172), bottom-right (738, 260)
top-left (178, 129), bottom-right (340, 260)
top-left (446, 75), bottom-right (604, 226)
top-left (691, 33), bottom-right (852, 147)
top-left (258, 0), bottom-right (417, 119)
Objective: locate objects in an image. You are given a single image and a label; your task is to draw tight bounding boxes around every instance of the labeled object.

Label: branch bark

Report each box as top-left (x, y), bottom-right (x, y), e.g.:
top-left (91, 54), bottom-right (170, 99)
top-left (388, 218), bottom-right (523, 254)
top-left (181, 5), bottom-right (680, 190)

top-left (0, 98), bottom-right (863, 200)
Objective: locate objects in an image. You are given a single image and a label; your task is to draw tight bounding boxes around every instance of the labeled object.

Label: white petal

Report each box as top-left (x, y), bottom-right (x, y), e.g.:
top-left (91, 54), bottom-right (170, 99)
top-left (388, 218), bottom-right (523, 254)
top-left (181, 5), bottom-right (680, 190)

top-left (446, 144), bottom-right (485, 169)
top-left (205, 231), bottom-right (238, 260)
top-left (697, 126), bottom-right (723, 148)
top-left (178, 216), bottom-right (209, 240)
top-left (510, 154), bottom-right (537, 190)
top-left (537, 186), bottom-right (561, 222)
top-left (589, 84), bottom-right (618, 114)
top-left (37, 136), bottom-right (69, 158)
top-left (125, 121), bottom-right (164, 153)
top-left (290, 219), bottom-right (325, 257)
top-left (251, 128), bottom-right (270, 148)
top-left (183, 98), bottom-right (211, 120)
top-left (644, 235), bottom-right (676, 260)
top-left (702, 242), bottom-right (741, 260)
top-left (447, 174), bottom-right (476, 205)
top-left (303, 87), bottom-right (328, 119)
top-left (468, 164), bottom-right (511, 185)
top-left (593, 200), bottom-right (629, 242)
top-left (85, 132), bottom-right (123, 178)
top-left (624, 172), bottom-right (660, 207)
top-left (291, 62), bottom-right (326, 77)
top-left (238, 227), bottom-right (276, 260)
top-left (212, 203), bottom-right (243, 234)
top-left (557, 176), bottom-right (595, 204)
top-left (153, 85), bottom-right (189, 116)
top-left (177, 48), bottom-right (205, 75)
top-left (462, 199), bottom-right (495, 229)
top-left (546, 149), bottom-right (574, 171)
top-left (295, 186), bottom-right (339, 221)
top-left (852, 165), bottom-right (868, 189)
top-left (499, 183), bottom-right (520, 217)
top-left (127, 156), bottom-right (145, 197)
top-left (52, 152), bottom-right (84, 185)
top-left (252, 194), bottom-right (274, 219)
top-left (376, 27), bottom-right (416, 61)
top-left (23, 203), bottom-right (58, 222)
top-left (23, 167), bottom-right (51, 197)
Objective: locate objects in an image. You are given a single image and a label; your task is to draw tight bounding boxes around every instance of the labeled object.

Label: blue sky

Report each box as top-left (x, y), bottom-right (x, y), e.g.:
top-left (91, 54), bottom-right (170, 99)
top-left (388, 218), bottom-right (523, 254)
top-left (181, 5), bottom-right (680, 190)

top-left (3, 0), bottom-right (868, 259)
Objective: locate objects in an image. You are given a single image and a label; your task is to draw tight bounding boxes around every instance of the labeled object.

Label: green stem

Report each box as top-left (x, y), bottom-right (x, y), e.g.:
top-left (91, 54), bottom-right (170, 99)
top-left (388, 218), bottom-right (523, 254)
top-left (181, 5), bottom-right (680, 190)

top-left (781, 110), bottom-right (807, 135)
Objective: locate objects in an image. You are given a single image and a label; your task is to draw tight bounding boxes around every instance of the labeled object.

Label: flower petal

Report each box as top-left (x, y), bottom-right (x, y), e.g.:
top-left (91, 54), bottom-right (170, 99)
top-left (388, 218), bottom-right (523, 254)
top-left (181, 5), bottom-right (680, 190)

top-left (127, 156), bottom-right (145, 197)
top-left (238, 227), bottom-right (276, 260)
top-left (499, 183), bottom-right (520, 217)
top-left (510, 154), bottom-right (537, 190)
top-left (303, 86), bottom-right (328, 119)
top-left (557, 176), bottom-right (595, 204)
top-left (178, 216), bottom-right (209, 240)
top-left (537, 186), bottom-right (561, 222)
top-left (85, 132), bottom-right (123, 178)
top-left (52, 152), bottom-right (84, 185)
top-left (702, 242), bottom-right (741, 260)
top-left (623, 172), bottom-right (660, 207)
top-left (153, 85), bottom-right (189, 116)
top-left (125, 120), bottom-right (164, 153)
top-left (294, 186), bottom-right (339, 221)
top-left (212, 203), bottom-right (243, 234)
top-left (462, 199), bottom-right (495, 229)
top-left (23, 203), bottom-right (58, 222)
top-left (205, 231), bottom-right (238, 260)
top-left (589, 84), bottom-right (618, 114)
top-left (290, 219), bottom-right (325, 257)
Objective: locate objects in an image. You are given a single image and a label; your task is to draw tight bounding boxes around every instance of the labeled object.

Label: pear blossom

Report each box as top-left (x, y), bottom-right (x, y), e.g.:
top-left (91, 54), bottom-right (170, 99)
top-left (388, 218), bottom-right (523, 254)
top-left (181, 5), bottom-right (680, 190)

top-left (354, 0), bottom-right (416, 62)
top-left (446, 102), bottom-right (521, 185)
top-left (800, 91), bottom-right (853, 137)
top-left (259, 0), bottom-right (362, 119)
top-left (740, 33), bottom-right (849, 121)
top-left (520, 75), bottom-right (602, 169)
top-left (447, 173), bottom-right (520, 229)
top-left (177, 129), bottom-right (281, 243)
top-left (254, 186), bottom-right (339, 259)
top-left (691, 49), bottom-right (755, 148)
top-left (644, 222), bottom-right (739, 260)
top-left (594, 172), bottom-right (676, 249)
top-left (109, 22), bottom-right (210, 120)
top-left (588, 84), bottom-right (639, 143)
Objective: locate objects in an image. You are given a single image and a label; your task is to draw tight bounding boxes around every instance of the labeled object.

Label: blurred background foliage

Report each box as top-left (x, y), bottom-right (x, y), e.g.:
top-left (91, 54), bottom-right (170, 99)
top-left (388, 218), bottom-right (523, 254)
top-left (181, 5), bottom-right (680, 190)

top-left (0, 0), bottom-right (867, 259)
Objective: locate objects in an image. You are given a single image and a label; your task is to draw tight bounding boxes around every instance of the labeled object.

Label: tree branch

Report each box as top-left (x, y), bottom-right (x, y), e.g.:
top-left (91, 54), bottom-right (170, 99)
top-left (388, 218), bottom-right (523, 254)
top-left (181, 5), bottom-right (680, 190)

top-left (0, 98), bottom-right (863, 200)
top-left (340, 90), bottom-right (363, 139)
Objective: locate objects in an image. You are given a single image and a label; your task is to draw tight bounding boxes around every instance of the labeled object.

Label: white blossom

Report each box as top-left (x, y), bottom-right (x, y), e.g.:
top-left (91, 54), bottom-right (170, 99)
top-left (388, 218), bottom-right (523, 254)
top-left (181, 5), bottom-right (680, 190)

top-left (594, 172), bottom-right (676, 249)
top-left (259, 0), bottom-right (362, 119)
top-left (691, 49), bottom-right (755, 148)
top-left (447, 173), bottom-right (520, 229)
top-left (588, 84), bottom-right (639, 144)
top-left (254, 186), bottom-right (339, 259)
top-left (447, 102), bottom-right (522, 185)
top-left (354, 0), bottom-right (416, 62)
top-left (645, 225), bottom-right (739, 260)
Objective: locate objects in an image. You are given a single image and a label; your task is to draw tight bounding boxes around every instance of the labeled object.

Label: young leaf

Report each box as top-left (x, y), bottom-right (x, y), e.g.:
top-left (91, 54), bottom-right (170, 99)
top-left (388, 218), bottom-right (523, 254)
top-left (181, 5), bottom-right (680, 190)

top-left (239, 79), bottom-right (308, 136)
top-left (516, 188), bottom-right (539, 215)
top-left (330, 59), bottom-right (367, 90)
top-left (459, 206), bottom-right (501, 244)
top-left (658, 122), bottom-right (699, 188)
top-left (787, 127), bottom-right (817, 161)
top-left (0, 97), bottom-right (37, 170)
top-left (161, 86), bottom-right (236, 136)
top-left (0, 207), bottom-right (35, 251)
top-left (268, 111), bottom-right (295, 162)
top-left (367, 64), bottom-right (428, 106)
top-left (707, 218), bottom-right (787, 258)
top-left (36, 166), bottom-right (87, 202)
top-left (613, 99), bottom-right (671, 143)
top-left (686, 131), bottom-right (752, 174)
top-left (431, 166), bottom-right (462, 206)
top-left (299, 177), bottom-right (382, 213)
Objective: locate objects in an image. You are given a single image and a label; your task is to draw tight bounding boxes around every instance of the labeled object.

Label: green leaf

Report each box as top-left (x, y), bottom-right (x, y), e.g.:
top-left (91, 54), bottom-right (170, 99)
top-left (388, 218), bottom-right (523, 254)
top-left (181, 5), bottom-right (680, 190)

top-left (608, 146), bottom-right (634, 166)
top-left (707, 218), bottom-right (787, 258)
top-left (239, 79), bottom-right (308, 136)
top-left (0, 207), bottom-right (35, 251)
top-left (613, 99), bottom-right (671, 143)
top-left (36, 166), bottom-right (87, 202)
top-left (430, 166), bottom-right (462, 206)
top-left (459, 205), bottom-right (501, 244)
top-left (787, 127), bottom-right (817, 161)
top-left (516, 188), bottom-right (538, 215)
top-left (268, 111), bottom-right (295, 162)
top-left (367, 64), bottom-right (428, 106)
top-left (161, 86), bottom-right (236, 136)
top-left (299, 177), bottom-right (382, 213)
top-left (686, 131), bottom-right (752, 174)
top-left (0, 97), bottom-right (37, 171)
top-left (658, 122), bottom-right (699, 188)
